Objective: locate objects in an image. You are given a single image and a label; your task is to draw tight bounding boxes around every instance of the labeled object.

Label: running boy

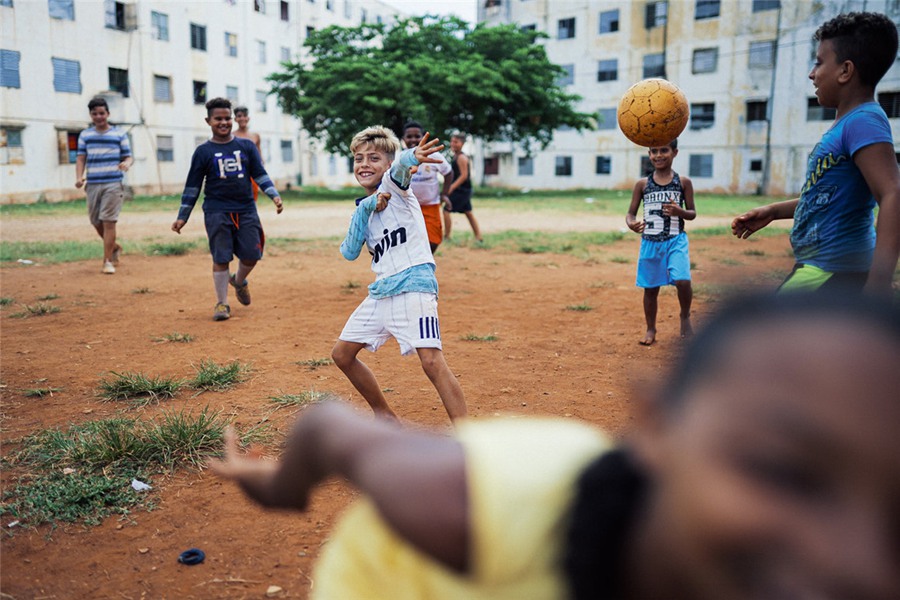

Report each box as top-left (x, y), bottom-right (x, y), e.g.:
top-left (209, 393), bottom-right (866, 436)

top-left (331, 126), bottom-right (466, 422)
top-left (626, 139), bottom-right (696, 345)
top-left (212, 291), bottom-right (900, 599)
top-left (233, 105), bottom-right (262, 202)
top-left (733, 12), bottom-right (900, 296)
top-left (171, 97), bottom-right (283, 322)
top-left (402, 121), bottom-right (454, 253)
top-left (75, 96), bottom-right (133, 275)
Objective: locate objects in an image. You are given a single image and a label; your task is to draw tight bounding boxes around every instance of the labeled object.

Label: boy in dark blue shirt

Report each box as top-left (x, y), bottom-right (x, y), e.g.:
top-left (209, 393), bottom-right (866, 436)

top-left (172, 97), bottom-right (283, 321)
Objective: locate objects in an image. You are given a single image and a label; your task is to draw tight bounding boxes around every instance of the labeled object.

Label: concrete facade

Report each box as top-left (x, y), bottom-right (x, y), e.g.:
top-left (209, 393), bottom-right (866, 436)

top-left (475, 0), bottom-right (900, 195)
top-left (0, 0), bottom-right (399, 203)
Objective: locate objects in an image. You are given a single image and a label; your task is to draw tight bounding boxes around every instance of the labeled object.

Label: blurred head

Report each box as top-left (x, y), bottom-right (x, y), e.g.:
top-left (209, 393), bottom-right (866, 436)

top-left (450, 132), bottom-right (466, 153)
top-left (814, 12), bottom-right (898, 89)
top-left (402, 121), bottom-right (424, 149)
top-left (350, 125), bottom-right (401, 192)
top-left (234, 105), bottom-right (250, 128)
top-left (630, 292), bottom-right (900, 599)
top-left (87, 96), bottom-right (110, 128)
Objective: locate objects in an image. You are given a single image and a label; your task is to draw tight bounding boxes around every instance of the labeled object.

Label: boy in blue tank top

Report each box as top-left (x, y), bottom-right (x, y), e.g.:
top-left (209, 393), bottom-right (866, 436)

top-left (733, 12), bottom-right (900, 296)
top-left (626, 139), bottom-right (696, 346)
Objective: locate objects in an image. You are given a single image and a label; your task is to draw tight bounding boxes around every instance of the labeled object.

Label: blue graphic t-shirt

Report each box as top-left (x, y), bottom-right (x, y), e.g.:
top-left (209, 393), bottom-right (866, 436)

top-left (791, 102), bottom-right (892, 273)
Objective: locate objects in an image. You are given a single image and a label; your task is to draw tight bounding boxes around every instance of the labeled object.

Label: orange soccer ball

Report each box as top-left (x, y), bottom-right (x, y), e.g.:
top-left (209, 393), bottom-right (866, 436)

top-left (617, 78), bottom-right (689, 147)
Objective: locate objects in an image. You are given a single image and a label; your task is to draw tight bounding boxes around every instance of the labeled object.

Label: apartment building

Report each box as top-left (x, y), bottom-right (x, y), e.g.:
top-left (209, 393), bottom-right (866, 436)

top-left (476, 0), bottom-right (900, 194)
top-left (0, 0), bottom-right (399, 203)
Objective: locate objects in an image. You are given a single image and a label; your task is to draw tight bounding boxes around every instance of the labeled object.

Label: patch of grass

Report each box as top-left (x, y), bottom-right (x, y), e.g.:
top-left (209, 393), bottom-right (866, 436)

top-left (0, 240), bottom-right (101, 264)
top-left (609, 256), bottom-right (630, 264)
top-left (486, 230), bottom-right (625, 256)
top-left (22, 387), bottom-right (63, 398)
top-left (269, 389), bottom-right (329, 407)
top-left (566, 302), bottom-right (593, 312)
top-left (155, 332), bottom-right (194, 343)
top-left (717, 257), bottom-right (742, 266)
top-left (189, 359), bottom-right (250, 391)
top-left (0, 408), bottom-right (229, 528)
top-left (342, 280), bottom-right (361, 290)
top-left (99, 371), bottom-right (184, 406)
top-left (0, 297), bottom-right (15, 306)
top-left (589, 281), bottom-right (616, 289)
top-left (147, 241), bottom-right (197, 256)
top-left (461, 333), bottom-right (499, 342)
top-left (11, 303), bottom-right (61, 318)
top-left (295, 357), bottom-right (334, 370)
top-left (743, 249), bottom-right (766, 256)
top-left (132, 287), bottom-right (152, 294)
top-left (36, 293), bottom-right (60, 301)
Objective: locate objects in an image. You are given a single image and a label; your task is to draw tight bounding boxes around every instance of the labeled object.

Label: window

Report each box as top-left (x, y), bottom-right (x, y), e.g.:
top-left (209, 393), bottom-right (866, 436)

top-left (555, 156), bottom-right (572, 176)
top-left (58, 130), bottom-right (79, 164)
top-left (595, 155), bottom-right (611, 175)
top-left (281, 46), bottom-right (290, 62)
top-left (597, 59), bottom-right (617, 82)
top-left (597, 108), bottom-right (618, 130)
top-left (0, 0), bottom-right (13, 7)
top-left (752, 0), bottom-right (780, 11)
top-left (281, 139), bottom-right (294, 163)
top-left (750, 159), bottom-right (763, 172)
top-left (157, 135), bottom-right (174, 162)
top-left (877, 91), bottom-right (899, 118)
top-left (746, 100), bottom-right (767, 122)
top-left (193, 80), bottom-right (206, 104)
top-left (108, 67), bottom-right (129, 97)
top-left (48, 0), bottom-right (74, 20)
top-left (521, 24), bottom-right (536, 32)
top-left (690, 103), bottom-right (715, 130)
top-left (749, 41), bottom-right (775, 68)
top-left (483, 155), bottom-right (499, 176)
top-left (190, 23), bottom-right (207, 51)
top-left (225, 32), bottom-right (238, 57)
top-left (105, 1), bottom-right (136, 31)
top-left (692, 48), bottom-right (718, 74)
top-left (256, 90), bottom-right (268, 113)
top-left (310, 153), bottom-right (318, 176)
top-left (806, 97), bottom-right (836, 121)
top-left (695, 0), bottom-right (720, 20)
top-left (257, 40), bottom-right (266, 64)
top-left (518, 156), bottom-right (533, 176)
top-left (557, 64), bottom-right (574, 86)
top-left (306, 26), bottom-right (315, 38)
top-left (360, 8), bottom-right (367, 23)
top-left (645, 2), bottom-right (667, 28)
top-left (640, 156), bottom-right (652, 175)
top-left (0, 127), bottom-right (24, 165)
top-left (328, 155), bottom-right (337, 175)
top-left (153, 74), bottom-right (172, 102)
top-left (226, 85), bottom-right (239, 102)
top-left (151, 11), bottom-right (168, 41)
top-left (51, 57), bottom-right (81, 93)
top-left (558, 17), bottom-right (575, 40)
top-left (326, 0), bottom-right (333, 10)
top-left (254, 0), bottom-right (265, 13)
top-left (689, 154), bottom-right (713, 177)
top-left (599, 9), bottom-right (619, 34)
top-left (280, 0), bottom-right (288, 20)
top-left (0, 49), bottom-right (21, 88)
top-left (642, 53), bottom-right (665, 78)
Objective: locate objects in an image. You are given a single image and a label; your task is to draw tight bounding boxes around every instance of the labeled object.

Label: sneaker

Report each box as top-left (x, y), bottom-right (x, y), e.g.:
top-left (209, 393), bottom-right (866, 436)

top-left (229, 274), bottom-right (251, 306)
top-left (102, 261), bottom-right (116, 274)
top-left (213, 302), bottom-right (231, 321)
top-left (111, 244), bottom-right (122, 265)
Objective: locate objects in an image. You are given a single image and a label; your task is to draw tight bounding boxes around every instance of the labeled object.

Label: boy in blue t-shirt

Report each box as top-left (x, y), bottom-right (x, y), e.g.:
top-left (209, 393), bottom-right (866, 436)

top-left (172, 97), bottom-right (283, 321)
top-left (733, 12), bottom-right (900, 296)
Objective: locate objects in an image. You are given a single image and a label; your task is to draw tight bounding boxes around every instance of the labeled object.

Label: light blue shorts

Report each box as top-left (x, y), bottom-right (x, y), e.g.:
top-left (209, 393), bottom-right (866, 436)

top-left (636, 233), bottom-right (691, 288)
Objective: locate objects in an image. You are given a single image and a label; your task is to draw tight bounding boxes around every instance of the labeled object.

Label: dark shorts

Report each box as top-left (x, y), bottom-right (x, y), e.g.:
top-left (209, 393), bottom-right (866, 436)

top-left (445, 188), bottom-right (473, 213)
top-left (204, 211), bottom-right (265, 264)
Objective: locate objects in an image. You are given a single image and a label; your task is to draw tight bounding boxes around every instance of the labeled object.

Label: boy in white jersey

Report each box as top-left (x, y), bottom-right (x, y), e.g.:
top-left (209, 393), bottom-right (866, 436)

top-left (332, 126), bottom-right (467, 423)
top-left (626, 139), bottom-right (696, 346)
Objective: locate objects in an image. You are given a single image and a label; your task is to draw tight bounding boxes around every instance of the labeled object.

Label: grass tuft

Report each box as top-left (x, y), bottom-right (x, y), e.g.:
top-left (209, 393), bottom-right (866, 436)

top-left (132, 287), bottom-right (152, 294)
top-left (98, 371), bottom-right (183, 405)
top-left (566, 302), bottom-right (593, 312)
top-left (22, 387), bottom-right (63, 398)
top-left (11, 303), bottom-right (61, 318)
top-left (269, 389), bottom-right (330, 407)
top-left (155, 332), bottom-right (194, 343)
top-left (461, 333), bottom-right (499, 342)
top-left (0, 297), bottom-right (15, 306)
top-left (147, 241), bottom-right (196, 256)
top-left (294, 357), bottom-right (334, 370)
top-left (189, 359), bottom-right (250, 391)
top-left (36, 293), bottom-right (60, 301)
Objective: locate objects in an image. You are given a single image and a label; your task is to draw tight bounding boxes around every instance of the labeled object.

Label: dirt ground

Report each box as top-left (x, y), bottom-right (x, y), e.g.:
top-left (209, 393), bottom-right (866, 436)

top-left (0, 206), bottom-right (793, 599)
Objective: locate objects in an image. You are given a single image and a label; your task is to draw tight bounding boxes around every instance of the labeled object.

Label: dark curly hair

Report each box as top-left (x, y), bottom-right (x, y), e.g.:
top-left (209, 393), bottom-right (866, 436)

top-left (815, 12), bottom-right (898, 88)
top-left (205, 97), bottom-right (232, 117)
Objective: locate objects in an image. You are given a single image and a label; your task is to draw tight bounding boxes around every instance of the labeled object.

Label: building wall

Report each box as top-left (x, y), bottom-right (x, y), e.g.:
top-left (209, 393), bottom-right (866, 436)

top-left (0, 0), bottom-right (399, 203)
top-left (476, 0), bottom-right (900, 195)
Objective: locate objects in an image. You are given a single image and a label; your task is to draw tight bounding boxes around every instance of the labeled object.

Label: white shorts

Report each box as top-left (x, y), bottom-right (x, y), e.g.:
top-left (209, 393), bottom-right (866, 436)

top-left (339, 292), bottom-right (442, 355)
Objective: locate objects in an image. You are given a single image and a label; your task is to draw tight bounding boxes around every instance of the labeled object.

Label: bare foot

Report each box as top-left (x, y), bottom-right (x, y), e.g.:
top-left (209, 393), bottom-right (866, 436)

top-left (639, 330), bottom-right (656, 346)
top-left (680, 316), bottom-right (693, 338)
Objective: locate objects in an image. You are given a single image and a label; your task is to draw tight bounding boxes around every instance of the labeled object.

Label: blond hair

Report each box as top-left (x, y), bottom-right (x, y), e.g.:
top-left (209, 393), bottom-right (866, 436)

top-left (350, 125), bottom-right (401, 158)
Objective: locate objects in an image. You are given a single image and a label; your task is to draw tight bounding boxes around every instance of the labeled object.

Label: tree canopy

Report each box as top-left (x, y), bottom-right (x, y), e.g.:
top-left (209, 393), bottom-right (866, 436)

top-left (267, 16), bottom-right (596, 156)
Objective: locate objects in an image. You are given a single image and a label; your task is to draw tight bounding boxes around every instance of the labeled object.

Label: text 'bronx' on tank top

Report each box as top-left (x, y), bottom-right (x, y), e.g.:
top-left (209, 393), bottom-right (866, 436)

top-left (641, 172), bottom-right (685, 242)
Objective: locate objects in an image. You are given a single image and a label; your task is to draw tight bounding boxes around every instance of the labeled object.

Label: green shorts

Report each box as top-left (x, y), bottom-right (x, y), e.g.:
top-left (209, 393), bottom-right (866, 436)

top-left (778, 264), bottom-right (868, 294)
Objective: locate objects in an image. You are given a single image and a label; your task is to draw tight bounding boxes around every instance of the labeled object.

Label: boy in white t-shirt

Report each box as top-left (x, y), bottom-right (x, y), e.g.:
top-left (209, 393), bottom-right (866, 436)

top-left (402, 120), bottom-right (454, 253)
top-left (331, 126), bottom-right (467, 422)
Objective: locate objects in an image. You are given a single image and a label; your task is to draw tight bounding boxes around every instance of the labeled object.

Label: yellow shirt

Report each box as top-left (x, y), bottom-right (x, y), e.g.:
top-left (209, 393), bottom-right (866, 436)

top-left (312, 418), bottom-right (610, 600)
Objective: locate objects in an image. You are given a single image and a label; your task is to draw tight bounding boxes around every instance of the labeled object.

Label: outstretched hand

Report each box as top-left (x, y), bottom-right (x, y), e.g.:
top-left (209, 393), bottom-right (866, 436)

top-left (208, 427), bottom-right (280, 504)
top-left (732, 207), bottom-right (774, 239)
top-left (414, 132), bottom-right (445, 165)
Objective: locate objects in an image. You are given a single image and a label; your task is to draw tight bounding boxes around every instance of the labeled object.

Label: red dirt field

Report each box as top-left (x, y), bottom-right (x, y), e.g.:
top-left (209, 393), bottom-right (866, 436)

top-left (0, 217), bottom-right (792, 599)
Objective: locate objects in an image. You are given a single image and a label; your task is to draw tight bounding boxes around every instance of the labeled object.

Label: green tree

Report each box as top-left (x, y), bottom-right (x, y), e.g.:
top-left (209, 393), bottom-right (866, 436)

top-left (268, 16), bottom-right (596, 156)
